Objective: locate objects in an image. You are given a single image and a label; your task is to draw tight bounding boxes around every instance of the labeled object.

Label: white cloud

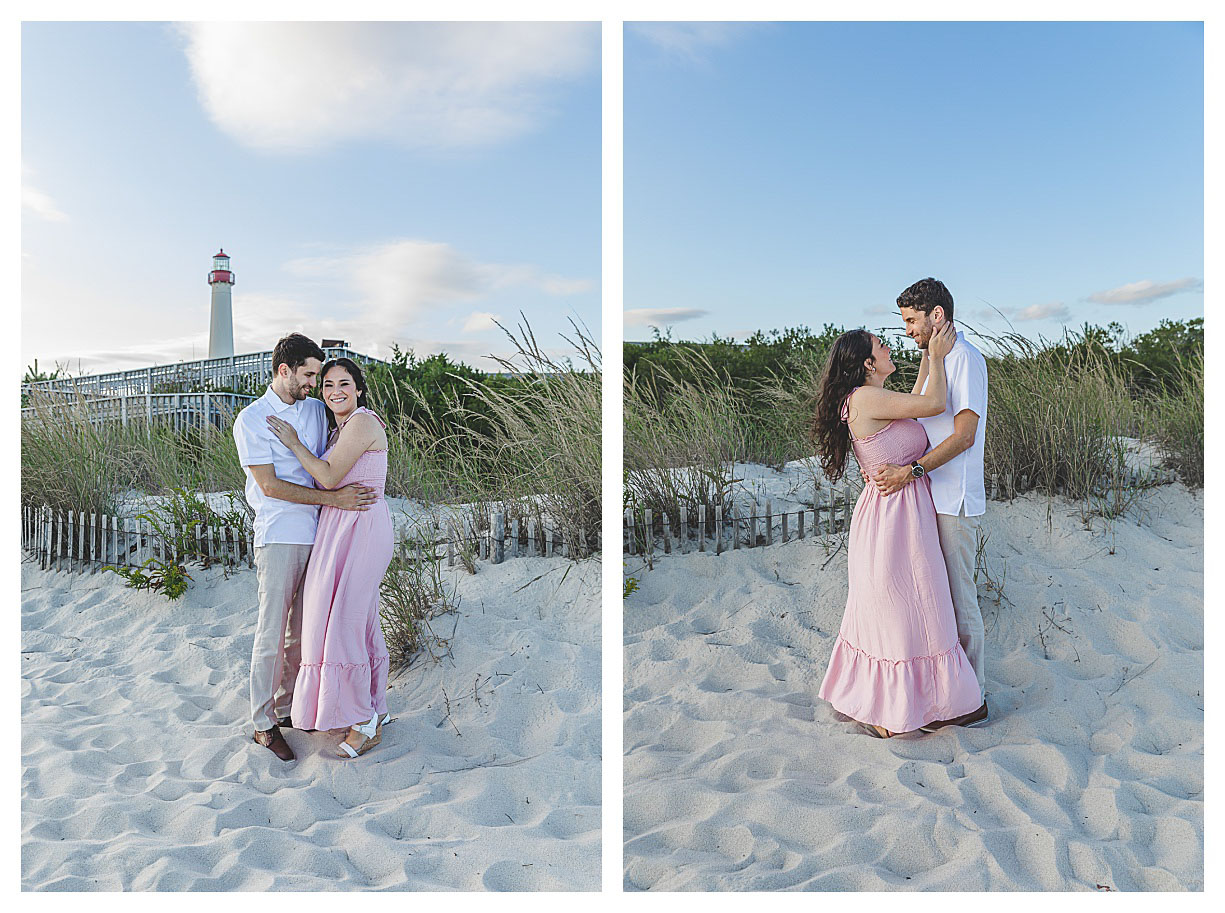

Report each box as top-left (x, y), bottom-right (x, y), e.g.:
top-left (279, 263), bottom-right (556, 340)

top-left (286, 239), bottom-right (588, 326)
top-left (177, 22), bottom-right (597, 152)
top-left (624, 307), bottom-right (709, 328)
top-left (22, 184), bottom-right (68, 223)
top-left (629, 22), bottom-right (754, 62)
top-left (1086, 277), bottom-right (1202, 306)
top-left (1013, 302), bottom-right (1069, 322)
top-left (462, 311), bottom-right (502, 334)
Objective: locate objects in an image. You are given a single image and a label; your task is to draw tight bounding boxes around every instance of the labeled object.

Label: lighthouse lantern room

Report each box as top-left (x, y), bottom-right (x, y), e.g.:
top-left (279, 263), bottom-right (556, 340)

top-left (207, 248), bottom-right (236, 359)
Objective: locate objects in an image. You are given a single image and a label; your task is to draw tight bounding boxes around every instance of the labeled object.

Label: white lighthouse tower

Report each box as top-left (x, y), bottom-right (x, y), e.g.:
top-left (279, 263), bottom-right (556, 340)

top-left (207, 248), bottom-right (236, 359)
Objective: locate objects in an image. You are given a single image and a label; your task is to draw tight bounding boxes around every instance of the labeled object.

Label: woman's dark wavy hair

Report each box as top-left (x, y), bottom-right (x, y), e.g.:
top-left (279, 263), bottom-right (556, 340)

top-left (809, 329), bottom-right (875, 482)
top-left (319, 357), bottom-right (370, 434)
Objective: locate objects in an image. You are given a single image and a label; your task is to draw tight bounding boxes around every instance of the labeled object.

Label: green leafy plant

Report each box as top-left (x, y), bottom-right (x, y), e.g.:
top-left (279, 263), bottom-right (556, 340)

top-left (623, 571), bottom-right (640, 600)
top-left (136, 487), bottom-right (252, 573)
top-left (105, 558), bottom-right (193, 600)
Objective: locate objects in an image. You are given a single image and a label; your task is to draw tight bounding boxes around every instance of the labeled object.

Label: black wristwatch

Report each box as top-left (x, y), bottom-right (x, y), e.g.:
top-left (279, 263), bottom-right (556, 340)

top-left (910, 461), bottom-right (926, 479)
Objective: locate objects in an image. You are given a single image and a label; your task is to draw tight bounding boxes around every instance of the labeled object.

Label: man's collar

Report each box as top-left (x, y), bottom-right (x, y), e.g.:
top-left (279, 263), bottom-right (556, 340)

top-left (262, 385), bottom-right (297, 413)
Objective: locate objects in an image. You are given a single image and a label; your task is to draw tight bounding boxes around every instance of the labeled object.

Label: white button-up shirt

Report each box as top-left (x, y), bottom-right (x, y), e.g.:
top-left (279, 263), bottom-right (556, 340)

top-left (917, 331), bottom-right (988, 517)
top-left (233, 386), bottom-right (329, 547)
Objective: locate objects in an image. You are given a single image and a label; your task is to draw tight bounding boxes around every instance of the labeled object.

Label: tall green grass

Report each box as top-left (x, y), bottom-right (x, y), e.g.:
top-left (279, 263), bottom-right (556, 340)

top-left (375, 319), bottom-right (602, 556)
top-left (1146, 348), bottom-right (1203, 489)
top-left (978, 329), bottom-right (1142, 500)
top-left (623, 325), bottom-right (1203, 526)
top-left (21, 390), bottom-right (246, 516)
top-left (624, 347), bottom-right (747, 523)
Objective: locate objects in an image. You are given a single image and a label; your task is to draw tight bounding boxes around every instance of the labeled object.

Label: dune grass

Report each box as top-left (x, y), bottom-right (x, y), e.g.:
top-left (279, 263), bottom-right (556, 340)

top-left (622, 325), bottom-right (1202, 528)
top-left (388, 318), bottom-right (601, 557)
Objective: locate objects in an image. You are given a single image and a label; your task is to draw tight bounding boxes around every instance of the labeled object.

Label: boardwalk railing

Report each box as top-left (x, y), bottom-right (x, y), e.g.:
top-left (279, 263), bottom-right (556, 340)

top-left (21, 391), bottom-right (256, 430)
top-left (21, 505), bottom-right (600, 577)
top-left (22, 346), bottom-right (377, 399)
top-left (623, 467), bottom-right (1176, 559)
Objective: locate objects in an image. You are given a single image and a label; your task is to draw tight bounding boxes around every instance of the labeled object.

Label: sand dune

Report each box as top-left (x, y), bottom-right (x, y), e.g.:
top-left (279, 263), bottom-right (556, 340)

top-left (22, 555), bottom-right (600, 891)
top-left (623, 479), bottom-right (1202, 891)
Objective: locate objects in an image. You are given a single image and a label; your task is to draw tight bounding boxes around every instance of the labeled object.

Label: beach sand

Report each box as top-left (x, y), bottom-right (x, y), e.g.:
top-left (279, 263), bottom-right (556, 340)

top-left (22, 554), bottom-right (600, 891)
top-left (623, 477), bottom-right (1202, 891)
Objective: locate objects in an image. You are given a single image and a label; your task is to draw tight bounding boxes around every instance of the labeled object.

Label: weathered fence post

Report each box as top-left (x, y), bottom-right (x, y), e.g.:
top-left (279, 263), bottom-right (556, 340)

top-left (749, 503), bottom-right (758, 548)
top-left (698, 504), bottom-right (706, 553)
top-left (511, 518), bottom-right (520, 559)
top-left (843, 484), bottom-right (852, 530)
top-left (765, 500), bottom-right (773, 547)
top-left (492, 512), bottom-right (505, 564)
top-left (798, 506), bottom-right (805, 540)
top-left (781, 509), bottom-right (788, 544)
top-left (732, 504), bottom-right (739, 550)
top-left (662, 513), bottom-right (671, 555)
top-left (624, 508), bottom-right (634, 556)
top-left (713, 505), bottom-right (722, 555)
top-left (991, 472), bottom-right (999, 500)
top-left (643, 510), bottom-right (653, 562)
top-left (679, 506), bottom-right (688, 555)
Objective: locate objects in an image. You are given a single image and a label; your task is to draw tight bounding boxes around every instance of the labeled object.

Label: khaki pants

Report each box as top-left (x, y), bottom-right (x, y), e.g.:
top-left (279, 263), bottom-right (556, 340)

top-left (251, 544), bottom-right (311, 732)
top-left (935, 507), bottom-right (986, 700)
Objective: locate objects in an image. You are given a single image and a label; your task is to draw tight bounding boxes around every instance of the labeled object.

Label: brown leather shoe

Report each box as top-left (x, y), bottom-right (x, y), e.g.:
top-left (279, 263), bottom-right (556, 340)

top-left (920, 700), bottom-right (989, 733)
top-left (253, 725), bottom-right (295, 761)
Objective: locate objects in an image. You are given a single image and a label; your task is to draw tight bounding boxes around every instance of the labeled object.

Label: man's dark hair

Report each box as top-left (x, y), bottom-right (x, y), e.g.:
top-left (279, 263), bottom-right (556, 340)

top-left (897, 278), bottom-right (955, 323)
top-left (271, 333), bottom-right (325, 374)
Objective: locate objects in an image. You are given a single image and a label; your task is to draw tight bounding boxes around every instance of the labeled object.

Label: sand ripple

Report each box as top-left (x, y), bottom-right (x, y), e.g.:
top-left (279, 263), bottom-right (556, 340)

top-left (22, 556), bottom-right (600, 890)
top-left (624, 483), bottom-right (1202, 890)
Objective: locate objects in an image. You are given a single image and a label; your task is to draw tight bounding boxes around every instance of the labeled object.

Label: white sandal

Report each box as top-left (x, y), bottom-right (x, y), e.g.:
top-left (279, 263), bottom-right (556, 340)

top-left (336, 715), bottom-right (381, 759)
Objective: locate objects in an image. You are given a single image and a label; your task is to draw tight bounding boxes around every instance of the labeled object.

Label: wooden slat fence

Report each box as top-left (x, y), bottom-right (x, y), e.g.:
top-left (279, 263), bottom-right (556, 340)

top-left (20, 504), bottom-right (256, 575)
top-left (21, 506), bottom-right (600, 577)
top-left (623, 466), bottom-right (1177, 559)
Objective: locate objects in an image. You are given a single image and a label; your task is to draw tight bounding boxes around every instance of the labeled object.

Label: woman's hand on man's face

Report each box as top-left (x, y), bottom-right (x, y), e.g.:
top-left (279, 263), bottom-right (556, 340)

top-left (927, 321), bottom-right (956, 359)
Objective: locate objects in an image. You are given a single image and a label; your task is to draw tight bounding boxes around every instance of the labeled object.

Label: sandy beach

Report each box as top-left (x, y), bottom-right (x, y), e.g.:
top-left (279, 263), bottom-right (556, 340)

top-left (22, 551), bottom-right (600, 891)
top-left (623, 471), bottom-right (1202, 891)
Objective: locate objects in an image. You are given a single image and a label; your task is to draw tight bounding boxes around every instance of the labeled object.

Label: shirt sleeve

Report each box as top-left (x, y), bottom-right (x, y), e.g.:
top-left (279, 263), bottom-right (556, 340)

top-left (233, 409), bottom-right (273, 467)
top-left (948, 351), bottom-right (987, 418)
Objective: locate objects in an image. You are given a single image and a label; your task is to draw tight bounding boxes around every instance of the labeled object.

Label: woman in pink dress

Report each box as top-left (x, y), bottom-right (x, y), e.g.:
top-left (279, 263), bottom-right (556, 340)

top-left (812, 324), bottom-right (982, 737)
top-left (267, 358), bottom-right (393, 759)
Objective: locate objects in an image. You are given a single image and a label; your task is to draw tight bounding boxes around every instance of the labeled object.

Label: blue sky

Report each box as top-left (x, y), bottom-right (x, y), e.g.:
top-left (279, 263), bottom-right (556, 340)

top-left (624, 21), bottom-right (1203, 346)
top-left (22, 22), bottom-right (600, 376)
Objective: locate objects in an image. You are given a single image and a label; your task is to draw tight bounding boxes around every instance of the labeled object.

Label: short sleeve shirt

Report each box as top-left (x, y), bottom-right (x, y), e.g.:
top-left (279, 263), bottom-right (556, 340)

top-left (917, 331), bottom-right (988, 517)
top-left (232, 387), bottom-right (328, 547)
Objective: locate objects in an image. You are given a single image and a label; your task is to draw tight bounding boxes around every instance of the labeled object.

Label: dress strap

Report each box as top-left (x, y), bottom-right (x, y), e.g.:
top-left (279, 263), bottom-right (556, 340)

top-left (840, 387), bottom-right (860, 424)
top-left (349, 406), bottom-right (388, 430)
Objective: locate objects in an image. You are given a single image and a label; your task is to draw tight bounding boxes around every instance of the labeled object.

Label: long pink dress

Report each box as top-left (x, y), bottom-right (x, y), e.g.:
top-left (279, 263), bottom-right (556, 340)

top-left (291, 407), bottom-right (393, 731)
top-left (818, 391), bottom-right (982, 733)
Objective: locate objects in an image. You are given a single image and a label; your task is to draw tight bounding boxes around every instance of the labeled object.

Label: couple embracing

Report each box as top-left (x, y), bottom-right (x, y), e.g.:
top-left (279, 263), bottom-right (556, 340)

top-left (814, 278), bottom-right (989, 738)
top-left (233, 333), bottom-right (394, 761)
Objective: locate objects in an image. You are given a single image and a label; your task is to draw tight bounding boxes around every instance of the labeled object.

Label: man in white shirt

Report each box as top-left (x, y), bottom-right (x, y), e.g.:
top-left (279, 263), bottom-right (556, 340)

top-left (871, 278), bottom-right (989, 729)
top-left (232, 333), bottom-right (376, 761)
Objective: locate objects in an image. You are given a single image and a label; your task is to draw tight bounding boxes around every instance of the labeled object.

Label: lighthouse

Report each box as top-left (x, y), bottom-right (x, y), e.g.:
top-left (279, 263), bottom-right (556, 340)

top-left (208, 248), bottom-right (235, 359)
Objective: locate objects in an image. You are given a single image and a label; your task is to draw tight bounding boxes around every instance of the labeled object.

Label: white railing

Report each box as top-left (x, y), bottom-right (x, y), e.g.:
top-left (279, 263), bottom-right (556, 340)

top-left (22, 347), bottom-right (379, 398)
top-left (21, 391), bottom-right (256, 430)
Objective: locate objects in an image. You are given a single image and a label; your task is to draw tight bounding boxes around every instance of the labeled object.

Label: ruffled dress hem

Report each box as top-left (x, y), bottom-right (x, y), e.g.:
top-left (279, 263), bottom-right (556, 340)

top-left (818, 633), bottom-right (981, 733)
top-left (291, 655), bottom-right (390, 731)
